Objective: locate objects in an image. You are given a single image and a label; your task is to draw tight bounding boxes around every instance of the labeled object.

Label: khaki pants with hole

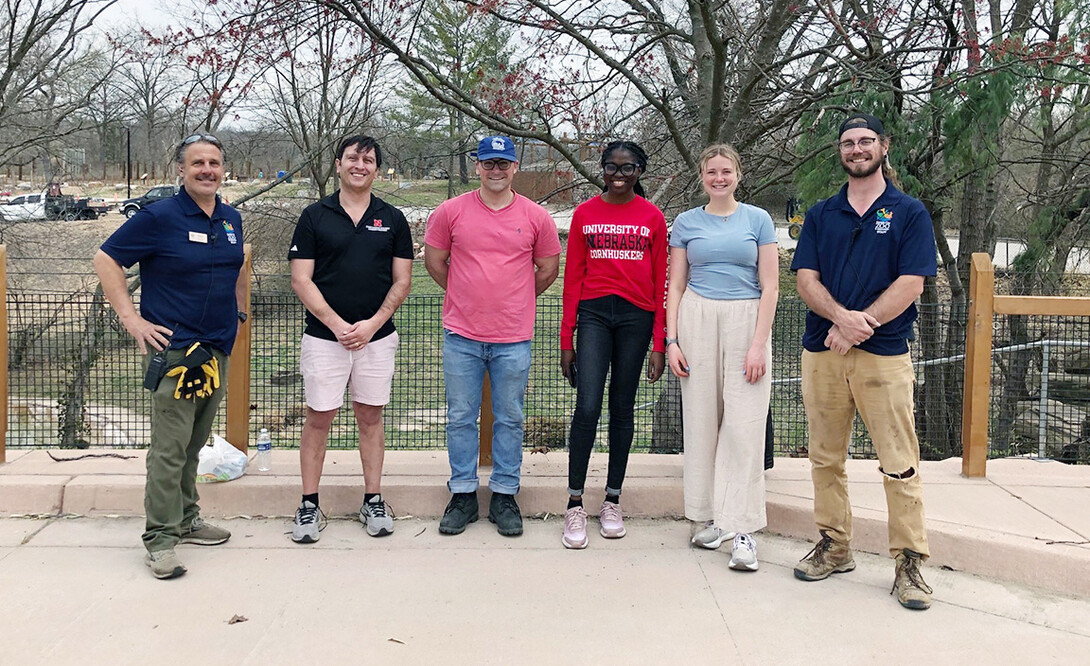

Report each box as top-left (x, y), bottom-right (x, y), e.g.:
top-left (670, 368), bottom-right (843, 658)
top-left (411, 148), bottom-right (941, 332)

top-left (801, 348), bottom-right (928, 558)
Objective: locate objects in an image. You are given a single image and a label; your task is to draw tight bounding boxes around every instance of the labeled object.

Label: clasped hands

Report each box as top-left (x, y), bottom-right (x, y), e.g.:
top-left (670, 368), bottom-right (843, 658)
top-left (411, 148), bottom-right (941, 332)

top-left (825, 310), bottom-right (880, 355)
top-left (336, 317), bottom-right (380, 351)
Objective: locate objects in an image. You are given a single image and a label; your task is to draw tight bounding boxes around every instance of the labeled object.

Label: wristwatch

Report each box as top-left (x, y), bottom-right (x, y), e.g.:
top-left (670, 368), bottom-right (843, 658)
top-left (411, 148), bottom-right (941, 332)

top-left (237, 311), bottom-right (248, 323)
top-left (665, 337), bottom-right (679, 347)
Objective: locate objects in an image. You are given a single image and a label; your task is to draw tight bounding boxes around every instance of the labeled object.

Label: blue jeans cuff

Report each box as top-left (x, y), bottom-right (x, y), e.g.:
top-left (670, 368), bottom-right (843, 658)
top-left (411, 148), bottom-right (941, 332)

top-left (447, 479), bottom-right (479, 494)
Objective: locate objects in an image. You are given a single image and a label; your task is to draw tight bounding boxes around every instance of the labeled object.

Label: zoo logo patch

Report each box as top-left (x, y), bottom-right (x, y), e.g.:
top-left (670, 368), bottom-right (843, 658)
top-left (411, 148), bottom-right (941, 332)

top-left (222, 220), bottom-right (238, 244)
top-left (875, 208), bottom-right (893, 234)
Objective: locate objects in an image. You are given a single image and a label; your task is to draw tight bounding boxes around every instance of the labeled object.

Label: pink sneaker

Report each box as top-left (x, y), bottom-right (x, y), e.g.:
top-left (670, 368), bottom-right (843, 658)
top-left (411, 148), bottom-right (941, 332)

top-left (599, 501), bottom-right (626, 538)
top-left (563, 506), bottom-right (589, 549)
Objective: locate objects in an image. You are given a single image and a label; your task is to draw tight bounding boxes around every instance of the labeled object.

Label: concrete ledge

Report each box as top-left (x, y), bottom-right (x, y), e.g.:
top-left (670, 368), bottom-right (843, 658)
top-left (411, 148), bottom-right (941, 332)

top-left (1, 450), bottom-right (1088, 597)
top-left (62, 475), bottom-right (144, 516)
top-left (0, 474), bottom-right (68, 515)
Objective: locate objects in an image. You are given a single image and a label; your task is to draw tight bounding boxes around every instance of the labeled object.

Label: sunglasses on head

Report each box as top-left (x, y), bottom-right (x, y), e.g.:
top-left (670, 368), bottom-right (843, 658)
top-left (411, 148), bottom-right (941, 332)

top-left (183, 133), bottom-right (222, 147)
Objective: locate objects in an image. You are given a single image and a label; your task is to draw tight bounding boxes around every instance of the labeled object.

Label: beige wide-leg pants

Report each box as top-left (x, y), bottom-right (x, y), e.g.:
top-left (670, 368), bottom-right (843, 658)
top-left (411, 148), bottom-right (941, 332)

top-left (679, 291), bottom-right (770, 534)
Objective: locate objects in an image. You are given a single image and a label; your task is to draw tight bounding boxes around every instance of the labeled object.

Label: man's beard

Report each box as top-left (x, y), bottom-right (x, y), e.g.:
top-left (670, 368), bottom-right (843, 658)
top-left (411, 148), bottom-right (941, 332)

top-left (841, 155), bottom-right (883, 179)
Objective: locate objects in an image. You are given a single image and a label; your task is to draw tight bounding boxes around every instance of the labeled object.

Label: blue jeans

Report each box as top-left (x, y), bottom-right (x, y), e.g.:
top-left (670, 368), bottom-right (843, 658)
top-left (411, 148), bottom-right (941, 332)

top-left (567, 295), bottom-right (654, 497)
top-left (443, 331), bottom-right (532, 495)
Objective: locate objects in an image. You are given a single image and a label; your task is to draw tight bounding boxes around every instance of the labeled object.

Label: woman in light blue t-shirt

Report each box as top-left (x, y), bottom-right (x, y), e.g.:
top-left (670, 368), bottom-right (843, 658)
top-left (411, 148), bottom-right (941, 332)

top-left (665, 144), bottom-right (778, 571)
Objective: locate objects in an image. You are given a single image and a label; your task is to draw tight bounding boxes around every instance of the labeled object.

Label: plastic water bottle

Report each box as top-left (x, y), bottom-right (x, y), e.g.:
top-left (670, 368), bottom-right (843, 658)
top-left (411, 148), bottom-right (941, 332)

top-left (256, 428), bottom-right (272, 472)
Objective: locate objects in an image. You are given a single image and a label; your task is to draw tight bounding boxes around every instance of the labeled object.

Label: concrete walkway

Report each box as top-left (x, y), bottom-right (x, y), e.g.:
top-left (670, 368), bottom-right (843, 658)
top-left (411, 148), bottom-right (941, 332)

top-left (2, 449), bottom-right (1088, 597)
top-left (2, 515), bottom-right (1089, 664)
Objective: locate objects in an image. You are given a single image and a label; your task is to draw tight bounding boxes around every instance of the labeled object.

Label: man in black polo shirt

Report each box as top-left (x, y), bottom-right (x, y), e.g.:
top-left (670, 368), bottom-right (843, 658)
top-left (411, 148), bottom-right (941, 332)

top-left (94, 134), bottom-right (246, 579)
top-left (287, 135), bottom-right (413, 543)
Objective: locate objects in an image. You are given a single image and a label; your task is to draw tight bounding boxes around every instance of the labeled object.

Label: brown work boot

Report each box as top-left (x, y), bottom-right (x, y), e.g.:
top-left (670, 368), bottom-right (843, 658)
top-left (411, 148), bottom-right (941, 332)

top-left (793, 530), bottom-right (856, 581)
top-left (892, 549), bottom-right (933, 610)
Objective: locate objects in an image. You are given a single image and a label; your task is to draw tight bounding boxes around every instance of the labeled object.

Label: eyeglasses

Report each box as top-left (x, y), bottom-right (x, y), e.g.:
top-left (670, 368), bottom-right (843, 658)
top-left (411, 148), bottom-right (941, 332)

top-left (837, 137), bottom-right (878, 152)
top-left (183, 133), bottom-right (222, 147)
top-left (603, 162), bottom-right (639, 176)
top-left (478, 159), bottom-right (513, 171)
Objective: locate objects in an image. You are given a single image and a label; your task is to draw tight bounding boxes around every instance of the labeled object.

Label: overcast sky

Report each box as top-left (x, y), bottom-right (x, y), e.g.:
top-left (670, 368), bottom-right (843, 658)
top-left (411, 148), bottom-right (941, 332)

top-left (101, 0), bottom-right (171, 30)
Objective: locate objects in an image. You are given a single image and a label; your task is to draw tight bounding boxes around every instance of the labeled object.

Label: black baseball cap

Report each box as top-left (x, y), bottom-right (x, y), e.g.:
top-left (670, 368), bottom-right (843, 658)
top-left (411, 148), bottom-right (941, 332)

top-left (839, 113), bottom-right (885, 138)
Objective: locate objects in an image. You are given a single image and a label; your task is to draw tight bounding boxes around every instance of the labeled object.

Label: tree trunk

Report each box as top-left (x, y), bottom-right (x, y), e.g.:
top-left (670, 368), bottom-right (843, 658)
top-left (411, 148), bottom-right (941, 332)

top-left (59, 288), bottom-right (108, 448)
top-left (457, 111), bottom-right (468, 185)
top-left (447, 109), bottom-right (456, 199)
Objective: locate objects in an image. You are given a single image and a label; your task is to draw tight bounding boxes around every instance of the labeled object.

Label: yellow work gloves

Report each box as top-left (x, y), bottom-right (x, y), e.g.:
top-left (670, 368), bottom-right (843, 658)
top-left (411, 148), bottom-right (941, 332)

top-left (164, 342), bottom-right (219, 400)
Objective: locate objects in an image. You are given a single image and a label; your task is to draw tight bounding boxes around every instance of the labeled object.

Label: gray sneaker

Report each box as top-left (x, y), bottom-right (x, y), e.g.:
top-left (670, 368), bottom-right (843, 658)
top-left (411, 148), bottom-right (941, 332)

top-left (291, 500), bottom-right (325, 544)
top-left (145, 548), bottom-right (186, 579)
top-left (729, 533), bottom-right (759, 571)
top-left (360, 496), bottom-right (394, 537)
top-left (691, 522), bottom-right (736, 550)
top-left (179, 516), bottom-right (231, 546)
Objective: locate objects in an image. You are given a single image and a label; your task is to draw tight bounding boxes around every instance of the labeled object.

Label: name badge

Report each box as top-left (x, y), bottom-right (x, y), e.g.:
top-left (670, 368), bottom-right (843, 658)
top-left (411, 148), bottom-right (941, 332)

top-left (189, 231), bottom-right (209, 243)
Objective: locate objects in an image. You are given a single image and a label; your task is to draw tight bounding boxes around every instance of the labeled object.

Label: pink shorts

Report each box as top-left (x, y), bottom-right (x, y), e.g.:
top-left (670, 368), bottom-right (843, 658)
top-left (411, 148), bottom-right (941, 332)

top-left (300, 332), bottom-right (398, 410)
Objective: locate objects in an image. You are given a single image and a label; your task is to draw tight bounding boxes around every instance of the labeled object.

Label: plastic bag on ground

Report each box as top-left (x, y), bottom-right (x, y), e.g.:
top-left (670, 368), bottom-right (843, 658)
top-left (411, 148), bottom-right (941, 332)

top-left (196, 434), bottom-right (248, 483)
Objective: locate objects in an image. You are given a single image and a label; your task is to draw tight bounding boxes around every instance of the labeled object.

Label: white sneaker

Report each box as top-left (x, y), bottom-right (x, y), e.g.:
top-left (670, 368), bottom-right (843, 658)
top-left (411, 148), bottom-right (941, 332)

top-left (291, 500), bottom-right (325, 544)
top-left (691, 522), bottom-right (736, 550)
top-left (360, 496), bottom-right (394, 537)
top-left (729, 533), bottom-right (759, 571)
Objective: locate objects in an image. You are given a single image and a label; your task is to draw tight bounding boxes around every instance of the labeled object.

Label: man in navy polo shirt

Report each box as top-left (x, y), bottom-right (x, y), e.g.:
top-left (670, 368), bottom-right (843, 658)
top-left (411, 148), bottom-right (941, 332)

top-left (789, 113), bottom-right (937, 610)
top-left (94, 134), bottom-right (245, 579)
top-left (286, 135), bottom-right (413, 543)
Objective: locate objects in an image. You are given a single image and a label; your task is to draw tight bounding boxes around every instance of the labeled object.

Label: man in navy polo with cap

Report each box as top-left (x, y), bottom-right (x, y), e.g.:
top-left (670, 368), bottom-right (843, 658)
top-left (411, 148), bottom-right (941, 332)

top-left (790, 113), bottom-right (937, 609)
top-left (424, 136), bottom-right (561, 537)
top-left (94, 134), bottom-right (245, 579)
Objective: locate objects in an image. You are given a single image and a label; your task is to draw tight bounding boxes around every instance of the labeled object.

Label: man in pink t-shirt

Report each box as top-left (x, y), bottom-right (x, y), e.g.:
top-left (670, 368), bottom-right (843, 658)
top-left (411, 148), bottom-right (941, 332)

top-left (424, 135), bottom-right (561, 537)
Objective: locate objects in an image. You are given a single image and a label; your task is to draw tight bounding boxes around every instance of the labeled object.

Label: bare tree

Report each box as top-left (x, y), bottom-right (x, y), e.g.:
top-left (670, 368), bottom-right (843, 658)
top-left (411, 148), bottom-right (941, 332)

top-left (258, 8), bottom-right (390, 197)
top-left (0, 0), bottom-right (120, 167)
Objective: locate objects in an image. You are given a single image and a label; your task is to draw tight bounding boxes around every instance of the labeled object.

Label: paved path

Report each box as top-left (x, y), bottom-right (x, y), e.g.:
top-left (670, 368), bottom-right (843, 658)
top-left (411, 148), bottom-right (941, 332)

top-left (4, 452), bottom-right (1090, 596)
top-left (2, 516), bottom-right (1089, 665)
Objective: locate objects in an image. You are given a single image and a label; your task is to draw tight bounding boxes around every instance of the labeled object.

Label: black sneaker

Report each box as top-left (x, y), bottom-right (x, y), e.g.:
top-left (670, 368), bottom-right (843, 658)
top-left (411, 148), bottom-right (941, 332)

top-left (439, 491), bottom-right (479, 535)
top-left (488, 492), bottom-right (523, 536)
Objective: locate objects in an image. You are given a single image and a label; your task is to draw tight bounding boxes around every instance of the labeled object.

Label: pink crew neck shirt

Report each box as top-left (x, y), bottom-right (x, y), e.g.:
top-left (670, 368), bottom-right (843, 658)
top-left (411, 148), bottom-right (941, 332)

top-left (425, 190), bottom-right (561, 343)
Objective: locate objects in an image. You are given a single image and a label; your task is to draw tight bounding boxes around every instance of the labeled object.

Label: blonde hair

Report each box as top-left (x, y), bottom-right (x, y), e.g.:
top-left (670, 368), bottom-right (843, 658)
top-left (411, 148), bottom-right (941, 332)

top-left (881, 152), bottom-right (903, 190)
top-left (697, 143), bottom-right (742, 179)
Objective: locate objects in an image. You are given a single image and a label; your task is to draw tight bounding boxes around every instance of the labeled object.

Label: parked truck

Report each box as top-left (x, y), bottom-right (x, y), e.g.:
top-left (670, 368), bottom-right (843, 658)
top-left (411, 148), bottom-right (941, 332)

top-left (1, 184), bottom-right (104, 222)
top-left (119, 185), bottom-right (179, 218)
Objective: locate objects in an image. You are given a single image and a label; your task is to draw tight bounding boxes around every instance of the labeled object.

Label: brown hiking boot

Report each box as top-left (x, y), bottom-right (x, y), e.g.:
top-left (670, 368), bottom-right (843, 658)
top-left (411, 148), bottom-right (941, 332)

top-left (892, 549), bottom-right (933, 610)
top-left (793, 530), bottom-right (856, 581)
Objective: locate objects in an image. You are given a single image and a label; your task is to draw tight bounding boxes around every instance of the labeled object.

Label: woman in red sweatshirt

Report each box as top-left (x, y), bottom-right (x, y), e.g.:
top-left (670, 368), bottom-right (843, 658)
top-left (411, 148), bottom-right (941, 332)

top-left (559, 141), bottom-right (668, 549)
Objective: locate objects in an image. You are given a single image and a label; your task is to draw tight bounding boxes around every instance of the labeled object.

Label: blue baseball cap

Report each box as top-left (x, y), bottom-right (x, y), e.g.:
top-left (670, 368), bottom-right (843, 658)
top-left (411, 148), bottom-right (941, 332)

top-left (472, 136), bottom-right (517, 161)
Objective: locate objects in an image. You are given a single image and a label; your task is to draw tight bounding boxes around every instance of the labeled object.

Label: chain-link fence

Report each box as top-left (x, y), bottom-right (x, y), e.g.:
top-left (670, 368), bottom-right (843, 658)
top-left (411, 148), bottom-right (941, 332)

top-left (4, 279), bottom-right (1087, 463)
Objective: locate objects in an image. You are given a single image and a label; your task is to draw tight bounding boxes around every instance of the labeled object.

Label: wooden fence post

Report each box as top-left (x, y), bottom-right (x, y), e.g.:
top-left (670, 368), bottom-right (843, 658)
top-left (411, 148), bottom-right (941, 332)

top-left (225, 244), bottom-right (252, 452)
top-left (479, 372), bottom-right (493, 466)
top-left (961, 253), bottom-right (994, 477)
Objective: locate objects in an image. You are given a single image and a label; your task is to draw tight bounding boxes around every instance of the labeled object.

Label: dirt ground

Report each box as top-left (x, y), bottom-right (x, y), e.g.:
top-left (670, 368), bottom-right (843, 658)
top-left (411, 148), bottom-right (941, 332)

top-left (2, 209), bottom-right (129, 292)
